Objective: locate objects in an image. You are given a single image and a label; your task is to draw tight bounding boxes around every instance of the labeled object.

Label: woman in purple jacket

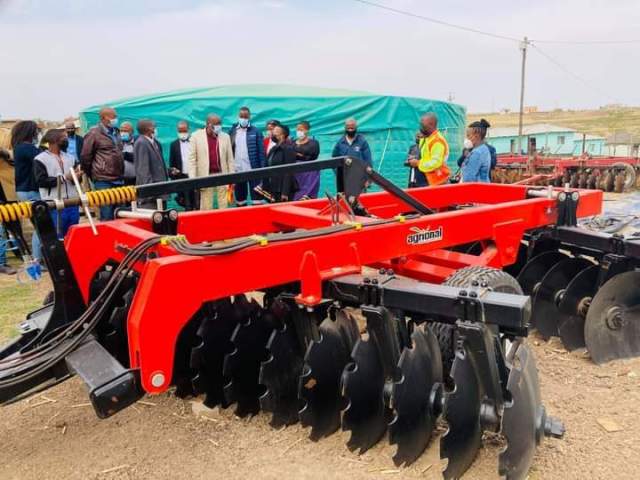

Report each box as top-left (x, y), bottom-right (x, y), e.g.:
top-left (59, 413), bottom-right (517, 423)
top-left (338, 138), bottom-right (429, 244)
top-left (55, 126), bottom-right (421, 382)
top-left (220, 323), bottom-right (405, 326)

top-left (293, 121), bottom-right (320, 200)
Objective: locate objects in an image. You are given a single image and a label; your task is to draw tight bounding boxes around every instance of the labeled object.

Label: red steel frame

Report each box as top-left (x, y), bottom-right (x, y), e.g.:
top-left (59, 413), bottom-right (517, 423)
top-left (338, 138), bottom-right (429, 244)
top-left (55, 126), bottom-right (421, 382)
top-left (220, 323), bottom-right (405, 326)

top-left (64, 183), bottom-right (602, 394)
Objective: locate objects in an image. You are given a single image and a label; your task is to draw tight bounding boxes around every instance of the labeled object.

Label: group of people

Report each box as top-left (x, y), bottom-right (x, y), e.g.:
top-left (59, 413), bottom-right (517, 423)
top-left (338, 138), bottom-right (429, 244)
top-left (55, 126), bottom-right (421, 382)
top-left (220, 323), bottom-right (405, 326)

top-left (405, 115), bottom-right (496, 188)
top-left (75, 106), bottom-right (374, 212)
top-left (0, 107), bottom-right (495, 275)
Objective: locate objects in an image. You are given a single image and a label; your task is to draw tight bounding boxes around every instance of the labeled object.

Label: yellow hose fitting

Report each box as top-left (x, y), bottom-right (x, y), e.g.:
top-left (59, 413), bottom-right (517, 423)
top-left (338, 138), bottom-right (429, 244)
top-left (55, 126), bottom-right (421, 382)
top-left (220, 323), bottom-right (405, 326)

top-left (249, 234), bottom-right (269, 246)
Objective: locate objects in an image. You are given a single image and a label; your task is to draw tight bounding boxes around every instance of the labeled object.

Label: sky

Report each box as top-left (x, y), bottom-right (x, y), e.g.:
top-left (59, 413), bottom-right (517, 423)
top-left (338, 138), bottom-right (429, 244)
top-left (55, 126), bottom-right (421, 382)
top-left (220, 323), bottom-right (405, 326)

top-left (1, 0), bottom-right (639, 119)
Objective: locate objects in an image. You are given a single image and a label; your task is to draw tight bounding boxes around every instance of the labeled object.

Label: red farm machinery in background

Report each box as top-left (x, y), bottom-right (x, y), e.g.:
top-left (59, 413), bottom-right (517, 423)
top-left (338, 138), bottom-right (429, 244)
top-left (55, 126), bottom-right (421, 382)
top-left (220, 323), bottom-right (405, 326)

top-left (493, 153), bottom-right (640, 192)
top-left (2, 156), bottom-right (640, 479)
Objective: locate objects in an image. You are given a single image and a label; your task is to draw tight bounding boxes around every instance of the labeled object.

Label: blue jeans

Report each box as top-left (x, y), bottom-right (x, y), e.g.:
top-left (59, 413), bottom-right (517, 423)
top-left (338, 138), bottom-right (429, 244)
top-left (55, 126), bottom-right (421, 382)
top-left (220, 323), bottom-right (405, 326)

top-left (50, 207), bottom-right (80, 239)
top-left (0, 224), bottom-right (7, 265)
top-left (94, 180), bottom-right (124, 220)
top-left (16, 191), bottom-right (42, 262)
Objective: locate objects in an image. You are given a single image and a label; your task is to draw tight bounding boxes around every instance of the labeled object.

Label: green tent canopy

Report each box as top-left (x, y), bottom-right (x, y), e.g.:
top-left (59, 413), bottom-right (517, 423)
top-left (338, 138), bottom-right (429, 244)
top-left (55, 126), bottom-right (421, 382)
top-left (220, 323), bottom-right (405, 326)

top-left (80, 84), bottom-right (466, 192)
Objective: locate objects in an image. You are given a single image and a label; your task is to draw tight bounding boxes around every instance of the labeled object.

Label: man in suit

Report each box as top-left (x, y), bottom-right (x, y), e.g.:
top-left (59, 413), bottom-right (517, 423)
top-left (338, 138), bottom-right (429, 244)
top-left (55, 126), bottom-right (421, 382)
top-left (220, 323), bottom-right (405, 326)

top-left (64, 120), bottom-right (84, 165)
top-left (188, 114), bottom-right (234, 210)
top-left (169, 120), bottom-right (197, 210)
top-left (133, 119), bottom-right (168, 209)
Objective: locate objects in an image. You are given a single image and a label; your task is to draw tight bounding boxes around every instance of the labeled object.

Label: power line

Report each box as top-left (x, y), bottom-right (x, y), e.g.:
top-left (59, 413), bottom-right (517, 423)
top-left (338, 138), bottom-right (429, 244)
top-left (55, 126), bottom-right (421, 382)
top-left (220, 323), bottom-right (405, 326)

top-left (531, 39), bottom-right (640, 45)
top-left (351, 0), bottom-right (640, 47)
top-left (350, 0), bottom-right (521, 43)
top-left (530, 44), bottom-right (617, 103)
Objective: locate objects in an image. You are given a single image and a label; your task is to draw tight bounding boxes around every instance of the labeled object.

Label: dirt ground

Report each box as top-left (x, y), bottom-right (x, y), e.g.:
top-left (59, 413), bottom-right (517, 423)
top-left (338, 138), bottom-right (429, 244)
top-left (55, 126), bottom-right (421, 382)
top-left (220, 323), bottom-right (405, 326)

top-left (1, 297), bottom-right (639, 479)
top-left (2, 197), bottom-right (640, 480)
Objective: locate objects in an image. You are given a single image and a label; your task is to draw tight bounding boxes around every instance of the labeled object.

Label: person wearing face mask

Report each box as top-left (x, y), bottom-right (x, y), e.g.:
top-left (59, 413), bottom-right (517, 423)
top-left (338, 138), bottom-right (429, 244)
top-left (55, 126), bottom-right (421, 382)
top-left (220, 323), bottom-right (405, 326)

top-left (332, 118), bottom-right (372, 193)
top-left (63, 119), bottom-right (83, 165)
top-left (293, 121), bottom-right (320, 200)
top-left (229, 106), bottom-right (265, 206)
top-left (408, 113), bottom-right (450, 186)
top-left (169, 120), bottom-right (197, 210)
top-left (80, 106), bottom-right (124, 220)
top-left (461, 119), bottom-right (492, 183)
top-left (188, 114), bottom-right (235, 210)
top-left (257, 125), bottom-right (297, 202)
top-left (405, 132), bottom-right (428, 188)
top-left (133, 119), bottom-right (168, 208)
top-left (33, 129), bottom-right (81, 237)
top-left (263, 120), bottom-right (280, 156)
top-left (10, 120), bottom-right (43, 264)
top-left (119, 121), bottom-right (137, 186)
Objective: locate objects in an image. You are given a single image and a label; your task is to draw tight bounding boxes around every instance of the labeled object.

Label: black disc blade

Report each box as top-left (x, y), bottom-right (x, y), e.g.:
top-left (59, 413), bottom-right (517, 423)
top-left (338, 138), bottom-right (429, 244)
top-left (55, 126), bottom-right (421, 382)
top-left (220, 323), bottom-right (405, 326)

top-left (259, 322), bottom-right (304, 428)
top-left (389, 326), bottom-right (443, 467)
top-left (557, 265), bottom-right (599, 351)
top-left (222, 298), bottom-right (271, 417)
top-left (190, 298), bottom-right (239, 408)
top-left (499, 343), bottom-right (543, 480)
top-left (517, 251), bottom-right (568, 298)
top-left (172, 313), bottom-right (204, 398)
top-left (341, 337), bottom-right (388, 454)
top-left (585, 271), bottom-right (640, 364)
top-left (532, 258), bottom-right (593, 339)
top-left (299, 309), bottom-right (360, 441)
top-left (441, 346), bottom-right (482, 480)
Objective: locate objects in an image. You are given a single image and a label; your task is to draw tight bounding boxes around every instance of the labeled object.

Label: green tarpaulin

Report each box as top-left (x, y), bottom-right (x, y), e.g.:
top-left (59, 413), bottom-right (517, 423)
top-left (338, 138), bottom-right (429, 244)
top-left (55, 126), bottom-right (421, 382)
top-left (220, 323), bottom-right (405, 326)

top-left (80, 84), bottom-right (466, 192)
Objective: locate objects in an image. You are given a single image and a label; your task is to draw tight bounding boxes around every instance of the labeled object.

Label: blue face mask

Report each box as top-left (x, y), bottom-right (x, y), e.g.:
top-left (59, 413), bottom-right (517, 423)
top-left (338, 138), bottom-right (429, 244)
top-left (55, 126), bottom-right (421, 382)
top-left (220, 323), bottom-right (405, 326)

top-left (110, 117), bottom-right (119, 128)
top-left (121, 133), bottom-right (131, 142)
top-left (238, 118), bottom-right (249, 128)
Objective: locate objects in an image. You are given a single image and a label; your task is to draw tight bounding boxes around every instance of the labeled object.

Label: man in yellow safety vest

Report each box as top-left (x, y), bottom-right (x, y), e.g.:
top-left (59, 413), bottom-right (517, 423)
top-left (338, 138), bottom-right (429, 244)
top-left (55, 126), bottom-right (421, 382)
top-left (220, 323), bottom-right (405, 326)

top-left (408, 113), bottom-right (450, 186)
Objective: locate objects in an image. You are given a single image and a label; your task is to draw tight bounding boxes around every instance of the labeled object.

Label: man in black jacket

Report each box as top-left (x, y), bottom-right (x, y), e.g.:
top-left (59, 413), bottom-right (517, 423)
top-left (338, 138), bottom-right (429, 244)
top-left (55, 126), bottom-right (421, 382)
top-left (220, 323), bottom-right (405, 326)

top-left (133, 119), bottom-right (167, 209)
top-left (259, 125), bottom-right (297, 202)
top-left (169, 120), bottom-right (197, 210)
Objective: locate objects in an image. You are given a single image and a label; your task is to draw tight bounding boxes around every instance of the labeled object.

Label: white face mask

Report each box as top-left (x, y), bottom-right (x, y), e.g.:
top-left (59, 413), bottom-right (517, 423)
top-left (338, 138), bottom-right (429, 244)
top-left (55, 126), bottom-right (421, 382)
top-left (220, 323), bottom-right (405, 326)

top-left (464, 138), bottom-right (473, 149)
top-left (178, 132), bottom-right (189, 141)
top-left (296, 130), bottom-right (306, 140)
top-left (213, 125), bottom-right (222, 134)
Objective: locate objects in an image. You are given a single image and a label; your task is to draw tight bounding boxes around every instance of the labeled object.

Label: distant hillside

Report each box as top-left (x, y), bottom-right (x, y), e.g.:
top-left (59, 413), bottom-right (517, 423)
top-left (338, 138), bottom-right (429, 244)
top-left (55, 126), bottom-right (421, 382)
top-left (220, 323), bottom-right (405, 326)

top-left (468, 108), bottom-right (640, 138)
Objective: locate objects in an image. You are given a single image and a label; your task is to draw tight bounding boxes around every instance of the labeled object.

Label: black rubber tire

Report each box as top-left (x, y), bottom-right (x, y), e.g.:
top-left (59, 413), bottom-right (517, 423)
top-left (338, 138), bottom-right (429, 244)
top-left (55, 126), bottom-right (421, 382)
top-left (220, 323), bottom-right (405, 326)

top-left (430, 267), bottom-right (523, 376)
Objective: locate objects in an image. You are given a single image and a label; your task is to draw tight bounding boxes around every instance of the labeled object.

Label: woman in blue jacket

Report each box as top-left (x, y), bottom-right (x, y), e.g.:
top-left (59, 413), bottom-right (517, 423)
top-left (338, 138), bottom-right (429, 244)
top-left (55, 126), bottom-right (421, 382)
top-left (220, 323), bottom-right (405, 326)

top-left (461, 119), bottom-right (492, 183)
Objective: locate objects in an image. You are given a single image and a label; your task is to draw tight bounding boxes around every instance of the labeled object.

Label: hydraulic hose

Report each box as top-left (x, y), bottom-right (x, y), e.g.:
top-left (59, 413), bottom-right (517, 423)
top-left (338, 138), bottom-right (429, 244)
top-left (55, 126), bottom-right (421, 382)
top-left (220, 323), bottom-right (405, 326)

top-left (0, 236), bottom-right (161, 388)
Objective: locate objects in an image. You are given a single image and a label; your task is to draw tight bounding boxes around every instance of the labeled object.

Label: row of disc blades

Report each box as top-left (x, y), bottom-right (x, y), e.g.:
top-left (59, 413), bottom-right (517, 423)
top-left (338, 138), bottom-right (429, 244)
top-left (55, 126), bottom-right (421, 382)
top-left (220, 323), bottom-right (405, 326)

top-left (515, 249), bottom-right (640, 364)
top-left (161, 293), bottom-right (548, 480)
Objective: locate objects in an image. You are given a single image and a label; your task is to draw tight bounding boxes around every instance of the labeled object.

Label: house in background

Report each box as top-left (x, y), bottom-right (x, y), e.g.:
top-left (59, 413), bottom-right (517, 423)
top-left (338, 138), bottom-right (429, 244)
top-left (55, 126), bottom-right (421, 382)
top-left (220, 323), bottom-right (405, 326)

top-left (605, 132), bottom-right (640, 157)
top-left (487, 123), bottom-right (605, 156)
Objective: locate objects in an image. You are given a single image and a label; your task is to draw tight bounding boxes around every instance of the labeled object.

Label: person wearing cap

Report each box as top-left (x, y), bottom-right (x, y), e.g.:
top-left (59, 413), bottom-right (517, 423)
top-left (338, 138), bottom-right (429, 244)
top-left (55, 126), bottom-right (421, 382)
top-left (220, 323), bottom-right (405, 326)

top-left (80, 106), bottom-right (124, 220)
top-left (64, 119), bottom-right (83, 165)
top-left (229, 106), bottom-right (265, 206)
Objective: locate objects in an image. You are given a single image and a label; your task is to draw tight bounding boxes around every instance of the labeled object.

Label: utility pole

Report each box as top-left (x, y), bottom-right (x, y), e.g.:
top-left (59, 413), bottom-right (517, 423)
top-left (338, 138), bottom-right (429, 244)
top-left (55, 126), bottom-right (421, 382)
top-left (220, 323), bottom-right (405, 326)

top-left (447, 92), bottom-right (455, 102)
top-left (517, 36), bottom-right (529, 157)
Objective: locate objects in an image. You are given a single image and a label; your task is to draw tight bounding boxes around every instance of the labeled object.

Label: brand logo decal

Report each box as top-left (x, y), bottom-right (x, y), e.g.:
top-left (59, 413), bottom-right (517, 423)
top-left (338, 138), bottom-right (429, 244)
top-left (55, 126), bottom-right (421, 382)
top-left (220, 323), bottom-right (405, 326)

top-left (407, 226), bottom-right (443, 245)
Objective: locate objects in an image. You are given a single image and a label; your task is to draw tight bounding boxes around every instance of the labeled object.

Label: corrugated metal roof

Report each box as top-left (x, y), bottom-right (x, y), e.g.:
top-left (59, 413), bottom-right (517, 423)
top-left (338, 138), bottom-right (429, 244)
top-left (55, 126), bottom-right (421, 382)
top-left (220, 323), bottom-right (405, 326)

top-left (572, 133), bottom-right (606, 141)
top-left (487, 123), bottom-right (576, 138)
top-left (606, 132), bottom-right (640, 145)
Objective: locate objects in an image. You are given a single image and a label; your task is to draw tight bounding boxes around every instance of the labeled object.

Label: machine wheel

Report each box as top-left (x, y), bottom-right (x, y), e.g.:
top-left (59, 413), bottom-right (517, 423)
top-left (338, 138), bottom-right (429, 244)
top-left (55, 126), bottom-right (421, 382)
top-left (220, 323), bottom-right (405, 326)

top-left (433, 267), bottom-right (523, 375)
top-left (612, 162), bottom-right (636, 191)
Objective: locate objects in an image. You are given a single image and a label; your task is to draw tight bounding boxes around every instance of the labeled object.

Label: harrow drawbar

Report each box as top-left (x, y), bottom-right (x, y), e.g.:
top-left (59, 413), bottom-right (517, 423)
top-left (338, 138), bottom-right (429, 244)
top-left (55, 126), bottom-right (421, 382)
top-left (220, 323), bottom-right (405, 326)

top-left (5, 155), bottom-right (639, 479)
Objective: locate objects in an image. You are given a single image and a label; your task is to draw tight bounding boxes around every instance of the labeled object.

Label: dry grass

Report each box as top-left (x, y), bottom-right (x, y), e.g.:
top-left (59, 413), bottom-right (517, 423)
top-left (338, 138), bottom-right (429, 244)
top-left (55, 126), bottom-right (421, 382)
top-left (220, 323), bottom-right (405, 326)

top-left (468, 107), bottom-right (640, 138)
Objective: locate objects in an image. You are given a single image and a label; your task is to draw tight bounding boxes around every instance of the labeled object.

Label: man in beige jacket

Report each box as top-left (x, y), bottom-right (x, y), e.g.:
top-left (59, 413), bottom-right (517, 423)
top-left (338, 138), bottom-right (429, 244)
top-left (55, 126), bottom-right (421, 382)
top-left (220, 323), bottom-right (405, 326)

top-left (188, 114), bottom-right (234, 210)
